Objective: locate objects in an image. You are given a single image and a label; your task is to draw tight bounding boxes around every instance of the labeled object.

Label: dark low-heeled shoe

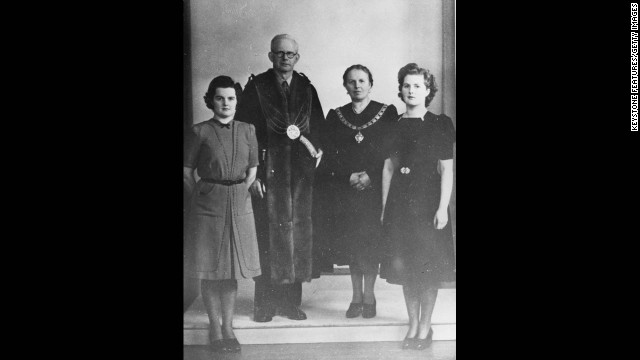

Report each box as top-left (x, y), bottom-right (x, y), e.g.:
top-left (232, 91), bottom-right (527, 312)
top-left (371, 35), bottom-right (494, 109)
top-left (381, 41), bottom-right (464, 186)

top-left (362, 300), bottom-right (376, 318)
top-left (415, 328), bottom-right (433, 350)
top-left (345, 302), bottom-right (363, 318)
top-left (401, 336), bottom-right (416, 350)
top-left (224, 338), bottom-right (241, 353)
top-left (210, 339), bottom-right (230, 353)
top-left (279, 305), bottom-right (307, 320)
top-left (254, 306), bottom-right (274, 322)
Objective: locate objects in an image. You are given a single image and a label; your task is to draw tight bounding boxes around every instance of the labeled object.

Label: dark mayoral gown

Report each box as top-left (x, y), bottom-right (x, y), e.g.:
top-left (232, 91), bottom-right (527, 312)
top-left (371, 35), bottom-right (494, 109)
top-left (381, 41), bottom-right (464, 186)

top-left (314, 101), bottom-right (398, 272)
top-left (380, 111), bottom-right (456, 286)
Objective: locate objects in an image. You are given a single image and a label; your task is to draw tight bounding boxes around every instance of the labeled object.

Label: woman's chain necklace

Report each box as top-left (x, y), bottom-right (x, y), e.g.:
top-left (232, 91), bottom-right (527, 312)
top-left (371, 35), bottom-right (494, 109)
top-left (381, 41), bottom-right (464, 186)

top-left (335, 104), bottom-right (388, 143)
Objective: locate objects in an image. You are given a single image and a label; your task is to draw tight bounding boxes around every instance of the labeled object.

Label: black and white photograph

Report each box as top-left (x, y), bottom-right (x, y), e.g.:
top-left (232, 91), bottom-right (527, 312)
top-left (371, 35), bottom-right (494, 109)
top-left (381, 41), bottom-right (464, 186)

top-left (11, 1), bottom-right (639, 359)
top-left (15, 1), bottom-right (638, 360)
top-left (183, 0), bottom-right (456, 359)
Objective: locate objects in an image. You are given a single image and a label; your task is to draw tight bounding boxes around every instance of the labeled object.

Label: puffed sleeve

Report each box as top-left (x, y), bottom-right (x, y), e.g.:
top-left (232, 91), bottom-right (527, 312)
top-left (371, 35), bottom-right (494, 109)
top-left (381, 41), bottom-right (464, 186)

top-left (433, 114), bottom-right (456, 160)
top-left (247, 123), bottom-right (259, 168)
top-left (184, 125), bottom-right (202, 168)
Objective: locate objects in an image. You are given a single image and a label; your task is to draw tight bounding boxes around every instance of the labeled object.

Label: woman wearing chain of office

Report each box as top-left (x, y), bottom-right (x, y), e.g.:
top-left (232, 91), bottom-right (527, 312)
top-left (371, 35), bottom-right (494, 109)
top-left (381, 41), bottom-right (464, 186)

top-left (316, 64), bottom-right (398, 319)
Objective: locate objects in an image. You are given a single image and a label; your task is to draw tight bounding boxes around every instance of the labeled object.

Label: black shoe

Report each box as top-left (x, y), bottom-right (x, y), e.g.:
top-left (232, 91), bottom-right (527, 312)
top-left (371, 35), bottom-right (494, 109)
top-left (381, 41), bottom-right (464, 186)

top-left (415, 328), bottom-right (433, 350)
top-left (362, 300), bottom-right (376, 318)
top-left (279, 305), bottom-right (307, 320)
top-left (401, 336), bottom-right (416, 350)
top-left (253, 306), bottom-right (274, 322)
top-left (224, 338), bottom-right (241, 353)
top-left (345, 302), bottom-right (363, 318)
top-left (210, 339), bottom-right (230, 353)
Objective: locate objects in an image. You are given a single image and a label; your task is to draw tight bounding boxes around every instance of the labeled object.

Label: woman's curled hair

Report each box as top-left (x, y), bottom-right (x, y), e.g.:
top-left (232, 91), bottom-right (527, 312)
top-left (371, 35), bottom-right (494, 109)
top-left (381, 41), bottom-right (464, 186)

top-left (397, 63), bottom-right (437, 107)
top-left (203, 75), bottom-right (243, 110)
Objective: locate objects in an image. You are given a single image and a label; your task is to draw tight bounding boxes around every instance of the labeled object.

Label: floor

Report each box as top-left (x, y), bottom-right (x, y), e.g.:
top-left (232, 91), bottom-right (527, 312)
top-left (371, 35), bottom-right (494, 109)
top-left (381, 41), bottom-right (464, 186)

top-left (184, 341), bottom-right (456, 360)
top-left (185, 275), bottom-right (455, 344)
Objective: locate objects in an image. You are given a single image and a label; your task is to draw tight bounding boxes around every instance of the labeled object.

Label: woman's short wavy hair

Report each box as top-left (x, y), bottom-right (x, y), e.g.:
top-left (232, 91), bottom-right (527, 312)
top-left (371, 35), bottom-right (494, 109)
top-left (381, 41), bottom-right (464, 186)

top-left (203, 75), bottom-right (243, 110)
top-left (342, 64), bottom-right (374, 87)
top-left (397, 63), bottom-right (437, 107)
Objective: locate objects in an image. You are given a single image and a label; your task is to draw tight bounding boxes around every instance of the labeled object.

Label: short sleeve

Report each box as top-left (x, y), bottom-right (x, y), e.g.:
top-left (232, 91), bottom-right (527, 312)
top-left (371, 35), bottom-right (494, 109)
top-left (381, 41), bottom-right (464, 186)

top-left (247, 124), bottom-right (259, 168)
top-left (433, 114), bottom-right (456, 160)
top-left (184, 125), bottom-right (202, 168)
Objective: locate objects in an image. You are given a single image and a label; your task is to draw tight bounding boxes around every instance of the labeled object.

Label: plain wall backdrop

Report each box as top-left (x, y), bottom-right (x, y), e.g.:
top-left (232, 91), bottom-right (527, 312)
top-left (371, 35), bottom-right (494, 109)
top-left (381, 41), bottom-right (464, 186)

top-left (188, 0), bottom-right (452, 124)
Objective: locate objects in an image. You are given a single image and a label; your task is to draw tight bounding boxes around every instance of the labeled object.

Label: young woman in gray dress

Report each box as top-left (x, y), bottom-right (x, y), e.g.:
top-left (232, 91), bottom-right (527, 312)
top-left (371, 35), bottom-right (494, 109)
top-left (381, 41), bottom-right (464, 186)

top-left (380, 63), bottom-right (456, 350)
top-left (184, 75), bottom-right (261, 353)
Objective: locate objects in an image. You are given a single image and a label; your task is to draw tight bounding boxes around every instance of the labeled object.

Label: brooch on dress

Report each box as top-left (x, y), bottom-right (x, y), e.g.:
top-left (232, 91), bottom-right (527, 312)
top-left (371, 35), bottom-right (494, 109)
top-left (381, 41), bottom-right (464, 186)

top-left (400, 167), bottom-right (411, 174)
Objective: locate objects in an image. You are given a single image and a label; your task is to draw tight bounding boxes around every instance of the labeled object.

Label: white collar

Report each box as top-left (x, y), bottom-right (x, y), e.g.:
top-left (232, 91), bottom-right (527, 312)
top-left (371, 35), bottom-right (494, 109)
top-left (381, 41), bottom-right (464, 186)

top-left (274, 73), bottom-right (292, 86)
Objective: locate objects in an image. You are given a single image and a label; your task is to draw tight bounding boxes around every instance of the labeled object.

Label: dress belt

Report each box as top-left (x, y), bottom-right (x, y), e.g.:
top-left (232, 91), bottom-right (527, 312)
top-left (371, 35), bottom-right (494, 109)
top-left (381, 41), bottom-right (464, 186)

top-left (201, 178), bottom-right (245, 185)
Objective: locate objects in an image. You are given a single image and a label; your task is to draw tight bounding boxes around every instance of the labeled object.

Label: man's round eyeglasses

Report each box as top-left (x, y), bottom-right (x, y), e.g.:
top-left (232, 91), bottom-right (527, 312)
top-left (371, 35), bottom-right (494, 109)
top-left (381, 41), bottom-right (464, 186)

top-left (273, 51), bottom-right (298, 59)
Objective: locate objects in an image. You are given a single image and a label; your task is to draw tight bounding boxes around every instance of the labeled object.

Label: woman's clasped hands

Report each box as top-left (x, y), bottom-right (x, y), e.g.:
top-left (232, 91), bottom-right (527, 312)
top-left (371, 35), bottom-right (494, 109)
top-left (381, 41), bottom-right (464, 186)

top-left (349, 171), bottom-right (371, 191)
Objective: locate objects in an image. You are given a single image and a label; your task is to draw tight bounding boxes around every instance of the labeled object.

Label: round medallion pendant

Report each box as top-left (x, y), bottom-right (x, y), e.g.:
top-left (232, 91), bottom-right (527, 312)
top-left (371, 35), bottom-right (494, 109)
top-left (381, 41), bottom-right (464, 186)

top-left (355, 131), bottom-right (364, 143)
top-left (286, 125), bottom-right (300, 139)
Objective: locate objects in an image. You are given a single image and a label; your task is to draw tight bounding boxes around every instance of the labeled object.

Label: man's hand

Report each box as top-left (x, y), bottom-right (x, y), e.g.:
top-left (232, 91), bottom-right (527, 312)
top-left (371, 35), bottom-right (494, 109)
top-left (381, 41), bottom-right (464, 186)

top-left (315, 149), bottom-right (323, 168)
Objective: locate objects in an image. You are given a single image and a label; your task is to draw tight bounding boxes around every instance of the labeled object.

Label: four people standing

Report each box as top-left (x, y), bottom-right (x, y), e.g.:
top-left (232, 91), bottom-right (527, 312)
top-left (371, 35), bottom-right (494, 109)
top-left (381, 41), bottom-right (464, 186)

top-left (184, 33), bottom-right (455, 352)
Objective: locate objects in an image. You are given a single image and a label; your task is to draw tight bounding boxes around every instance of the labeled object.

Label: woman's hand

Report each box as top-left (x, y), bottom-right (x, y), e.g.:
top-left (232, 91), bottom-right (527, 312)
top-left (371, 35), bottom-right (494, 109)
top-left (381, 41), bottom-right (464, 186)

top-left (249, 179), bottom-right (266, 198)
top-left (350, 171), bottom-right (371, 191)
top-left (349, 172), bottom-right (361, 186)
top-left (436, 159), bottom-right (453, 229)
top-left (358, 172), bottom-right (371, 190)
top-left (433, 208), bottom-right (448, 230)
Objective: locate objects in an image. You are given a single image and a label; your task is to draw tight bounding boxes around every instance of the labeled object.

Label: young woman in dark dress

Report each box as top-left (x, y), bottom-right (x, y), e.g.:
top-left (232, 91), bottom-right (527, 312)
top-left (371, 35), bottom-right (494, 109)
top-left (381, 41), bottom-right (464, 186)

top-left (317, 65), bottom-right (397, 318)
top-left (183, 75), bottom-right (261, 353)
top-left (380, 63), bottom-right (456, 350)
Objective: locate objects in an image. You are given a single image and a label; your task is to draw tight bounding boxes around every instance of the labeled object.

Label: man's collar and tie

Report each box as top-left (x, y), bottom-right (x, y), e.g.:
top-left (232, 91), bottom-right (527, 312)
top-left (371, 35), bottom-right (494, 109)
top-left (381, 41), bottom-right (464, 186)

top-left (274, 72), bottom-right (292, 98)
top-left (274, 71), bottom-right (292, 85)
top-left (281, 80), bottom-right (290, 98)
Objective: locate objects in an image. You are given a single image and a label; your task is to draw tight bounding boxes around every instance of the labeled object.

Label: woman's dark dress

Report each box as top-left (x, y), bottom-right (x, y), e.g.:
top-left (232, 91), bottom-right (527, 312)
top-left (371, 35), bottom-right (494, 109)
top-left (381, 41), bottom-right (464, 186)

top-left (184, 119), bottom-right (261, 280)
top-left (315, 101), bottom-right (398, 273)
top-left (380, 112), bottom-right (456, 286)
